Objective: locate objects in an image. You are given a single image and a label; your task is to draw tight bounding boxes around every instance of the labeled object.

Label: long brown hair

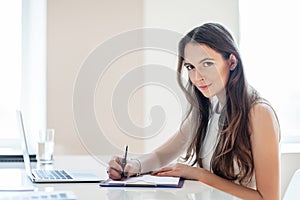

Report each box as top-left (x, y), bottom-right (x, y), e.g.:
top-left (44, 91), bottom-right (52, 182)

top-left (177, 23), bottom-right (261, 185)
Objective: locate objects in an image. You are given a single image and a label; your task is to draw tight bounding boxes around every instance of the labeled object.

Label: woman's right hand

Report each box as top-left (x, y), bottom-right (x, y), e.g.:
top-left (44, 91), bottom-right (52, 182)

top-left (107, 156), bottom-right (141, 180)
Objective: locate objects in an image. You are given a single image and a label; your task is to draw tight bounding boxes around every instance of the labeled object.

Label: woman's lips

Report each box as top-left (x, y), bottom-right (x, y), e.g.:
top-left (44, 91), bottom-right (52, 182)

top-left (198, 83), bottom-right (212, 90)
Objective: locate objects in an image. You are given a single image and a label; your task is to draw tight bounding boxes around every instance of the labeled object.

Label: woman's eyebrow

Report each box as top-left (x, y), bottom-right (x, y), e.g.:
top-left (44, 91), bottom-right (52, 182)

top-left (184, 58), bottom-right (214, 66)
top-left (183, 62), bottom-right (192, 66)
top-left (198, 57), bottom-right (214, 64)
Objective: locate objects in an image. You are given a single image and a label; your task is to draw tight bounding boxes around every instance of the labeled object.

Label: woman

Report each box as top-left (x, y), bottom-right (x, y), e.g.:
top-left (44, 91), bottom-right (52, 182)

top-left (107, 23), bottom-right (280, 200)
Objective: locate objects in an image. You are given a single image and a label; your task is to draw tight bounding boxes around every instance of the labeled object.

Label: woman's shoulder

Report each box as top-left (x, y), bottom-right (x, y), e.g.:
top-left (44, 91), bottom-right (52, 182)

top-left (247, 86), bottom-right (277, 119)
top-left (251, 100), bottom-right (274, 114)
top-left (250, 99), bottom-right (277, 123)
top-left (249, 101), bottom-right (281, 140)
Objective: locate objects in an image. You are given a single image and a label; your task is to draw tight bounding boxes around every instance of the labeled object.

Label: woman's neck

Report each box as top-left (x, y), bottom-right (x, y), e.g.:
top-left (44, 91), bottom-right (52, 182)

top-left (215, 89), bottom-right (226, 113)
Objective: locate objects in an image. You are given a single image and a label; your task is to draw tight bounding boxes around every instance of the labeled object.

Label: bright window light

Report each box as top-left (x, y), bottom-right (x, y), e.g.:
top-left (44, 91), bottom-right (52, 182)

top-left (0, 0), bottom-right (22, 140)
top-left (239, 0), bottom-right (300, 142)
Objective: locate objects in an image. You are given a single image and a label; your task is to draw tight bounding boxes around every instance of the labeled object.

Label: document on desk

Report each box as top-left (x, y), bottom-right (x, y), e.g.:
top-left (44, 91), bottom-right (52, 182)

top-left (100, 175), bottom-right (184, 188)
top-left (0, 186), bottom-right (35, 191)
top-left (0, 191), bottom-right (77, 200)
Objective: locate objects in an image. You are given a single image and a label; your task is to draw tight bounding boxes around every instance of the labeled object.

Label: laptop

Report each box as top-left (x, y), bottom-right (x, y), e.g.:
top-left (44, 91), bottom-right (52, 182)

top-left (16, 110), bottom-right (103, 183)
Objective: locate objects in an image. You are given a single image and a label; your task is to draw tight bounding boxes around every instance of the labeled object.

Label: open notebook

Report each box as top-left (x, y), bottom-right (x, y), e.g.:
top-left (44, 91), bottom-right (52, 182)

top-left (100, 175), bottom-right (184, 188)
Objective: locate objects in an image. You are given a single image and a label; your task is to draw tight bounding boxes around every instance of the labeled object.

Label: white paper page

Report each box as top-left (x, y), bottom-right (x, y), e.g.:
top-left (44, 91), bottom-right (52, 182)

top-left (0, 191), bottom-right (77, 200)
top-left (108, 175), bottom-right (180, 185)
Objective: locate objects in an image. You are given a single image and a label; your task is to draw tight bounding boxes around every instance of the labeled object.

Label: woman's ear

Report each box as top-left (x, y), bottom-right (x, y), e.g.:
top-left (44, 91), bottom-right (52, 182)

top-left (229, 54), bottom-right (238, 71)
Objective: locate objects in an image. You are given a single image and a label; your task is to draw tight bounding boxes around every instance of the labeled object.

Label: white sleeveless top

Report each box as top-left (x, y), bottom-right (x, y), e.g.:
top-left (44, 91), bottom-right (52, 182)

top-left (200, 99), bottom-right (220, 170)
top-left (200, 97), bottom-right (256, 189)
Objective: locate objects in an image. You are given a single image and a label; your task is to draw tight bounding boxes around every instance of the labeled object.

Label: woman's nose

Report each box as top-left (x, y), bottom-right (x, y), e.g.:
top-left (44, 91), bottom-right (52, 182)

top-left (195, 70), bottom-right (205, 81)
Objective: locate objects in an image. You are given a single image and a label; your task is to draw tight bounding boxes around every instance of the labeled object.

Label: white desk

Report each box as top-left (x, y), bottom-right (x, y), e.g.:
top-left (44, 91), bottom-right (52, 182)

top-left (0, 155), bottom-right (240, 199)
top-left (283, 168), bottom-right (300, 200)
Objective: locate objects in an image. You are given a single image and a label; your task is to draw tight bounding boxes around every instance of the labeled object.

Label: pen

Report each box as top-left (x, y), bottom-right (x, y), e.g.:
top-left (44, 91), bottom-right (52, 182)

top-left (121, 145), bottom-right (128, 178)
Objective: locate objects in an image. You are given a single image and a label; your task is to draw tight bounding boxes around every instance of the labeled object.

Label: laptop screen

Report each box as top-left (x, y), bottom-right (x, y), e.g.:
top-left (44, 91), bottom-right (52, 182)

top-left (16, 110), bottom-right (34, 176)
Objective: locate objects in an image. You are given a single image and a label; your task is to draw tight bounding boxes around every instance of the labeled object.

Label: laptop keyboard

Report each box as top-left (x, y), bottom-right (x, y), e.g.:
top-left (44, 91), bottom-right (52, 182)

top-left (34, 170), bottom-right (73, 180)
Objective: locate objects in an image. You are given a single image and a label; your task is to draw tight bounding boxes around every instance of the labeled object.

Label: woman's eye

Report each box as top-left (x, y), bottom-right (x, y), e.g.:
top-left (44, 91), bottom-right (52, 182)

top-left (185, 65), bottom-right (195, 70)
top-left (203, 62), bottom-right (213, 67)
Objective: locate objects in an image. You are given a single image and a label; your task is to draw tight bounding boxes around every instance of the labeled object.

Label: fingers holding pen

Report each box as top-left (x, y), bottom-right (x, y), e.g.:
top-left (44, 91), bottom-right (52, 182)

top-left (107, 156), bottom-right (123, 180)
top-left (107, 167), bottom-right (121, 180)
top-left (107, 156), bottom-right (143, 179)
top-left (108, 156), bottom-right (123, 171)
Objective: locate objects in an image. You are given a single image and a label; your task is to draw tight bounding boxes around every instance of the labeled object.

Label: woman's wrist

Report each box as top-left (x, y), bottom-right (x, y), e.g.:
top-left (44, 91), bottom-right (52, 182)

top-left (196, 167), bottom-right (208, 182)
top-left (130, 158), bottom-right (142, 175)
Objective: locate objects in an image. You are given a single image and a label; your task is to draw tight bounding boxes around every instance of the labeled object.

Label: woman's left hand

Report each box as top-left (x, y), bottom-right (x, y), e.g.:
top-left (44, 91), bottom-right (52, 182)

top-left (153, 163), bottom-right (203, 180)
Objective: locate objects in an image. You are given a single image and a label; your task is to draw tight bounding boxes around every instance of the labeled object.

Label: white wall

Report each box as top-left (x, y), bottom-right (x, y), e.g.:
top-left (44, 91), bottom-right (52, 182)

top-left (47, 0), bottom-right (144, 155)
top-left (143, 0), bottom-right (239, 40)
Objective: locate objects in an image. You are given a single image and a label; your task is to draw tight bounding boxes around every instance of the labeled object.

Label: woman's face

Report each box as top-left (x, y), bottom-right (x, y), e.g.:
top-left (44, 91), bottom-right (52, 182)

top-left (183, 42), bottom-right (232, 99)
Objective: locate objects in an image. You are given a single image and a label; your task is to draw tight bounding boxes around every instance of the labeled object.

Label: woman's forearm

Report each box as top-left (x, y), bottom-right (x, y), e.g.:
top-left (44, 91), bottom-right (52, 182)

top-left (198, 168), bottom-right (277, 200)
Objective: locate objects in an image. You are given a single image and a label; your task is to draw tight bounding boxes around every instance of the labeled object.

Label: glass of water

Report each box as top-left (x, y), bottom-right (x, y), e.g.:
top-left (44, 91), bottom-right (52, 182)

top-left (37, 129), bottom-right (55, 164)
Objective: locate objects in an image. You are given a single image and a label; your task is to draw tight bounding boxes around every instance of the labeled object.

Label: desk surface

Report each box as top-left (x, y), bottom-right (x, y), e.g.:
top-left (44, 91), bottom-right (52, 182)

top-left (0, 155), bottom-right (240, 200)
